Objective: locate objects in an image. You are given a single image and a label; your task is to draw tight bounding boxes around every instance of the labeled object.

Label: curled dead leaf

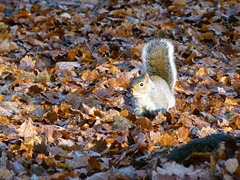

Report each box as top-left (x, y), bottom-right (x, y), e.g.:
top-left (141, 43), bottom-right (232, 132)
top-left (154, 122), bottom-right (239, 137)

top-left (177, 127), bottom-right (190, 142)
top-left (196, 67), bottom-right (211, 76)
top-left (135, 117), bottom-right (153, 132)
top-left (225, 158), bottom-right (239, 174)
top-left (81, 70), bottom-right (100, 81)
top-left (159, 133), bottom-right (177, 146)
top-left (16, 119), bottom-right (38, 138)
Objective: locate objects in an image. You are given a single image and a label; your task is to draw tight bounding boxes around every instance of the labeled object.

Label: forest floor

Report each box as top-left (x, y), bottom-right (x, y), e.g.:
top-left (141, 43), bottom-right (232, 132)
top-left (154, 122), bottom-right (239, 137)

top-left (0, 0), bottom-right (239, 179)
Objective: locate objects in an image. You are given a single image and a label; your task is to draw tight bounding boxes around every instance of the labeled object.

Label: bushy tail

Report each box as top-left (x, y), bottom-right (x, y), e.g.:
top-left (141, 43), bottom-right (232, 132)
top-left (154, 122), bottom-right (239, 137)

top-left (141, 39), bottom-right (177, 90)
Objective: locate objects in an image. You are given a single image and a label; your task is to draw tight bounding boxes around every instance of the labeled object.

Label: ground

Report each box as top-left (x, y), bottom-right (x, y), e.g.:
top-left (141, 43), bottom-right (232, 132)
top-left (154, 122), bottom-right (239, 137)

top-left (0, 0), bottom-right (239, 179)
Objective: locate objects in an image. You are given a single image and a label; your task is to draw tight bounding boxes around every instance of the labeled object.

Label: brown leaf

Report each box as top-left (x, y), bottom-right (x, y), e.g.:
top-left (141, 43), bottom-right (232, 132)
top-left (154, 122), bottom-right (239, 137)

top-left (27, 85), bottom-right (42, 96)
top-left (0, 5), bottom-right (5, 13)
top-left (109, 66), bottom-right (121, 74)
top-left (33, 138), bottom-right (49, 158)
top-left (10, 10), bottom-right (31, 20)
top-left (116, 72), bottom-right (132, 88)
top-left (0, 167), bottom-right (12, 179)
top-left (58, 138), bottom-right (75, 147)
top-left (159, 133), bottom-right (177, 146)
top-left (135, 117), bottom-right (153, 132)
top-left (16, 119), bottom-right (38, 138)
top-left (81, 70), bottom-right (100, 81)
top-left (0, 94), bottom-right (5, 102)
top-left (198, 127), bottom-right (217, 138)
top-left (93, 86), bottom-right (115, 98)
top-left (88, 156), bottom-right (101, 170)
top-left (68, 48), bottom-right (79, 61)
top-left (224, 97), bottom-right (239, 106)
top-left (186, 52), bottom-right (196, 65)
top-left (20, 136), bottom-right (42, 158)
top-left (99, 45), bottom-right (109, 53)
top-left (39, 7), bottom-right (54, 14)
top-left (56, 61), bottom-right (81, 70)
top-left (177, 127), bottom-right (190, 142)
top-left (43, 111), bottom-right (58, 123)
top-left (37, 69), bottom-right (51, 83)
top-left (81, 49), bottom-right (93, 62)
top-left (0, 116), bottom-right (9, 124)
top-left (26, 37), bottom-right (48, 49)
top-left (201, 24), bottom-right (209, 32)
top-left (113, 115), bottom-right (133, 131)
top-left (196, 67), bottom-right (211, 76)
top-left (91, 137), bottom-right (108, 153)
top-left (172, 0), bottom-right (186, 5)
top-left (150, 131), bottom-right (161, 143)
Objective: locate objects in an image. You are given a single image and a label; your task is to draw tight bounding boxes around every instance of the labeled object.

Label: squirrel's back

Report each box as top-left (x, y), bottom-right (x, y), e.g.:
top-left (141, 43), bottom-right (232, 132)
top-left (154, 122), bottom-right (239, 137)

top-left (141, 39), bottom-right (176, 90)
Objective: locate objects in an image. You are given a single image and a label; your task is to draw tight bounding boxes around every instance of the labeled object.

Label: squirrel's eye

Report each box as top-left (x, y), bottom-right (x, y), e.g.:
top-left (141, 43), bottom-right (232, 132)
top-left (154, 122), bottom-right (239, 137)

top-left (139, 82), bottom-right (144, 87)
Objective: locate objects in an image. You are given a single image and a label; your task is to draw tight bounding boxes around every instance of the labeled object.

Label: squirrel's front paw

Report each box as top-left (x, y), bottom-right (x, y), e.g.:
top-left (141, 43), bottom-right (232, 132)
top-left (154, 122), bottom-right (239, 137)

top-left (134, 108), bottom-right (143, 116)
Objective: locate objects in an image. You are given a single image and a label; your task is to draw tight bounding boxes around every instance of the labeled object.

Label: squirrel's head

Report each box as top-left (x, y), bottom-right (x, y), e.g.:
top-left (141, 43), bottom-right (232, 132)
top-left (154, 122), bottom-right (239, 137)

top-left (129, 74), bottom-right (150, 97)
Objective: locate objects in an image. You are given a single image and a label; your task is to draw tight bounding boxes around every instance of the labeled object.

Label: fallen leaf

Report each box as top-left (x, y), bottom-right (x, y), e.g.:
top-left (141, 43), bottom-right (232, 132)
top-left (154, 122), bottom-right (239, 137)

top-left (16, 119), bottom-right (38, 138)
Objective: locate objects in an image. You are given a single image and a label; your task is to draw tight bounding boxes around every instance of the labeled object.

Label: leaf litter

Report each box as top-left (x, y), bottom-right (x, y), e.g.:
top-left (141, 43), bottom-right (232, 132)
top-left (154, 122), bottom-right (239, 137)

top-left (0, 0), bottom-right (239, 179)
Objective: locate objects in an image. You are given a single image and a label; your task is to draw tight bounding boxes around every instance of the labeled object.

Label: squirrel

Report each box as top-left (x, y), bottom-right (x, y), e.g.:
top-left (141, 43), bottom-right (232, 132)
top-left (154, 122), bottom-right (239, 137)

top-left (129, 39), bottom-right (177, 117)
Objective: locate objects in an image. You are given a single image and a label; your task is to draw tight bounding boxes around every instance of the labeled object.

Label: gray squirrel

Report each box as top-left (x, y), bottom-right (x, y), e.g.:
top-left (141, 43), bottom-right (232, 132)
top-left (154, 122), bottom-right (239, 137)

top-left (129, 39), bottom-right (177, 117)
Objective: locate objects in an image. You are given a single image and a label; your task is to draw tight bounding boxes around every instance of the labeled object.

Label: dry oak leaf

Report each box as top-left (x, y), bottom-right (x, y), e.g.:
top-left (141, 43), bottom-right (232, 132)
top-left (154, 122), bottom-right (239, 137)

top-left (116, 26), bottom-right (130, 37)
top-left (0, 106), bottom-right (13, 116)
top-left (37, 69), bottom-right (51, 83)
top-left (172, 0), bottom-right (186, 5)
top-left (0, 39), bottom-right (10, 53)
top-left (116, 72), bottom-right (132, 88)
top-left (99, 45), bottom-right (108, 53)
top-left (93, 86), bottom-right (115, 98)
top-left (81, 69), bottom-right (100, 81)
top-left (16, 119), bottom-right (38, 138)
top-left (159, 133), bottom-right (178, 146)
top-left (68, 48), bottom-right (79, 61)
top-left (0, 94), bottom-right (4, 102)
top-left (19, 55), bottom-right (36, 70)
top-left (196, 67), bottom-right (211, 76)
top-left (177, 127), bottom-right (190, 143)
top-left (224, 97), bottom-right (239, 106)
top-left (20, 71), bottom-right (38, 82)
top-left (109, 66), bottom-right (121, 74)
top-left (58, 138), bottom-right (75, 147)
top-left (26, 37), bottom-right (48, 49)
top-left (88, 156), bottom-right (101, 170)
top-left (81, 49), bottom-right (93, 62)
top-left (0, 167), bottom-right (12, 179)
top-left (8, 10), bottom-right (31, 21)
top-left (198, 126), bottom-right (217, 138)
top-left (90, 137), bottom-right (108, 153)
top-left (150, 131), bottom-right (161, 143)
top-left (225, 158), bottom-right (239, 174)
top-left (135, 117), bottom-right (153, 132)
top-left (106, 78), bottom-right (120, 90)
top-left (0, 40), bottom-right (17, 53)
top-left (20, 136), bottom-right (42, 153)
top-left (42, 125), bottom-right (54, 143)
top-left (217, 118), bottom-right (229, 127)
top-left (0, 116), bottom-right (9, 124)
top-left (56, 61), bottom-right (81, 70)
top-left (155, 162), bottom-right (194, 178)
top-left (113, 115), bottom-right (133, 131)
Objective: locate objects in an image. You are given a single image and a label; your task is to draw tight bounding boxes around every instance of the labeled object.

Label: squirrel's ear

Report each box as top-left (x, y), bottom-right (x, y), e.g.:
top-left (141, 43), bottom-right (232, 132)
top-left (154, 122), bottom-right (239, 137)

top-left (144, 74), bottom-right (150, 81)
